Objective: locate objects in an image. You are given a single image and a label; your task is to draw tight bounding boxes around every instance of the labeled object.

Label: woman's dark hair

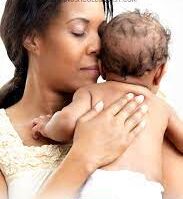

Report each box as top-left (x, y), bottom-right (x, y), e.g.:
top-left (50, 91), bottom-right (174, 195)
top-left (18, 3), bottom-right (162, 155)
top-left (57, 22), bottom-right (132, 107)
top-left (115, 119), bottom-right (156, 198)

top-left (0, 0), bottom-right (113, 108)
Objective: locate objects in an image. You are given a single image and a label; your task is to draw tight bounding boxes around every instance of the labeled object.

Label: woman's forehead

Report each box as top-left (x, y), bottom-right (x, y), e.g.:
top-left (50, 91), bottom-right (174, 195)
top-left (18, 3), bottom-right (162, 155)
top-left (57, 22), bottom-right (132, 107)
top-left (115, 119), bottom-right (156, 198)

top-left (60, 1), bottom-right (105, 23)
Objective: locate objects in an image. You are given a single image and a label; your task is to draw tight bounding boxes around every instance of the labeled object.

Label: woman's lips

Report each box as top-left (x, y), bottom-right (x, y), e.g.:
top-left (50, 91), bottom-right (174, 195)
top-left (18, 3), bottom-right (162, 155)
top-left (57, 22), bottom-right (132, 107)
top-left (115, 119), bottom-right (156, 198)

top-left (80, 66), bottom-right (100, 76)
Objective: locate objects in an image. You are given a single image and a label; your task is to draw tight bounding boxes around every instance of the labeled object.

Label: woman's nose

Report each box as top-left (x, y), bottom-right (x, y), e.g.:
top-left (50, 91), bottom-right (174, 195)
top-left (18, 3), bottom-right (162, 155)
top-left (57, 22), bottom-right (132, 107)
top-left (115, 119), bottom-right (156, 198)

top-left (86, 34), bottom-right (101, 56)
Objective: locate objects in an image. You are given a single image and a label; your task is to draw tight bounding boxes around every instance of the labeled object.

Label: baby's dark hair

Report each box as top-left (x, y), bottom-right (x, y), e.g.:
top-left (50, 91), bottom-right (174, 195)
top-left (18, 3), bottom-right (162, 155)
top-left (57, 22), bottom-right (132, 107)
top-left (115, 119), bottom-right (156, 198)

top-left (99, 10), bottom-right (171, 78)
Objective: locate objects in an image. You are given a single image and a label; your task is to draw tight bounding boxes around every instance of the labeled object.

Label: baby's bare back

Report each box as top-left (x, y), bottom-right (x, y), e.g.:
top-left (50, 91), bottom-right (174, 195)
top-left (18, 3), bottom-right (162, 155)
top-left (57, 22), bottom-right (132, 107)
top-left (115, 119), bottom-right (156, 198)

top-left (88, 81), bottom-right (169, 182)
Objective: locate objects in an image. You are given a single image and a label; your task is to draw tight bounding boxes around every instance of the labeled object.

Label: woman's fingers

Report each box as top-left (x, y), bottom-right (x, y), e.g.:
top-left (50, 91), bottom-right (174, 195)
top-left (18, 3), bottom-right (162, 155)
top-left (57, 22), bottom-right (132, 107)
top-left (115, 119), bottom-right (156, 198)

top-left (78, 101), bottom-right (104, 122)
top-left (104, 93), bottom-right (135, 116)
top-left (78, 93), bottom-right (146, 126)
top-left (125, 104), bottom-right (148, 132)
top-left (127, 120), bottom-right (146, 142)
top-left (116, 95), bottom-right (145, 122)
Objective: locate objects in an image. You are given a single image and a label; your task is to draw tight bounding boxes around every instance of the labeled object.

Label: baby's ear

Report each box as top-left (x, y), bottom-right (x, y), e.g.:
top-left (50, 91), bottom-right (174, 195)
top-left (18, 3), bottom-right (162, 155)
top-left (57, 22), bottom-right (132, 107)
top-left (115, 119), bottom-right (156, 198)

top-left (98, 21), bottom-right (107, 38)
top-left (153, 64), bottom-right (166, 86)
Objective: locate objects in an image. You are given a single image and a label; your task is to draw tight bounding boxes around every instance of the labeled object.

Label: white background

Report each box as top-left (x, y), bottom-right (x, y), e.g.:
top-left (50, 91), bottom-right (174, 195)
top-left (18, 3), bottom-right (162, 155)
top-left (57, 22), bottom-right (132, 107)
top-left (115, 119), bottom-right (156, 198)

top-left (0, 0), bottom-right (183, 116)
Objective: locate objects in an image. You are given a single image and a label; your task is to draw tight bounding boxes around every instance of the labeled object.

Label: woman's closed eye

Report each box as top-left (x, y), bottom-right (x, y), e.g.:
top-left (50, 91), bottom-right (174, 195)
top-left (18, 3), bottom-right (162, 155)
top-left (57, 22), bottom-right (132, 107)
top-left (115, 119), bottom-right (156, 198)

top-left (71, 31), bottom-right (86, 37)
top-left (67, 18), bottom-right (89, 38)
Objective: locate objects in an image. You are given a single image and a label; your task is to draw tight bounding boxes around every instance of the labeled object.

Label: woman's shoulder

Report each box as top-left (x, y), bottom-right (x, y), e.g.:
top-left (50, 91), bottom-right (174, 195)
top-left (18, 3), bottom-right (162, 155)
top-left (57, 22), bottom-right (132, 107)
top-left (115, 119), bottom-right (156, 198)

top-left (0, 108), bottom-right (9, 129)
top-left (0, 108), bottom-right (11, 121)
top-left (0, 108), bottom-right (19, 146)
top-left (0, 108), bottom-right (5, 116)
top-left (0, 108), bottom-right (11, 129)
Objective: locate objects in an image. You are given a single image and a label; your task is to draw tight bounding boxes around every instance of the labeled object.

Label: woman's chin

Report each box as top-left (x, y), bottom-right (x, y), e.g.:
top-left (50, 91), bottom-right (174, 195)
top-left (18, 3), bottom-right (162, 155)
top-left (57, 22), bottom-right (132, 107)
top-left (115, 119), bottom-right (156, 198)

top-left (74, 80), bottom-right (98, 91)
top-left (82, 78), bottom-right (98, 86)
top-left (61, 77), bottom-right (98, 93)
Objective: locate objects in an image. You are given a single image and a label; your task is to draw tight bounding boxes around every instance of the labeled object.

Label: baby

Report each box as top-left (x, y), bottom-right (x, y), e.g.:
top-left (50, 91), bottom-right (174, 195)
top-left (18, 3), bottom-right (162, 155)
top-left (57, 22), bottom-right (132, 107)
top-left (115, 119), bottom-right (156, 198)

top-left (32, 10), bottom-right (183, 199)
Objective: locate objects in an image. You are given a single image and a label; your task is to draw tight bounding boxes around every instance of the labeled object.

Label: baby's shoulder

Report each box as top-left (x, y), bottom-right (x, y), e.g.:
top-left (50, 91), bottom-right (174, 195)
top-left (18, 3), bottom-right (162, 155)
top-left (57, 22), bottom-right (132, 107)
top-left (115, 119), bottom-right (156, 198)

top-left (86, 82), bottom-right (127, 107)
top-left (86, 81), bottom-right (124, 93)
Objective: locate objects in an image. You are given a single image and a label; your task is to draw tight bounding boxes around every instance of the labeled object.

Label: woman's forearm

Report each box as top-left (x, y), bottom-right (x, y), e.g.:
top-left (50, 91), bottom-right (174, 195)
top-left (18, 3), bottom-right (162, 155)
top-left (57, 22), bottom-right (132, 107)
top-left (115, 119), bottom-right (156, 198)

top-left (34, 147), bottom-right (94, 199)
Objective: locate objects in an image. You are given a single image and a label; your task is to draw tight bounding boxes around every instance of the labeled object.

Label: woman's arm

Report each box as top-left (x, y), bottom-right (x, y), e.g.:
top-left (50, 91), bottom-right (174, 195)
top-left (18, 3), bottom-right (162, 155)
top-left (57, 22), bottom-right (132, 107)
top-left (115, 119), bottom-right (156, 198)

top-left (35, 147), bottom-right (93, 199)
top-left (34, 94), bottom-right (148, 199)
top-left (0, 171), bottom-right (8, 199)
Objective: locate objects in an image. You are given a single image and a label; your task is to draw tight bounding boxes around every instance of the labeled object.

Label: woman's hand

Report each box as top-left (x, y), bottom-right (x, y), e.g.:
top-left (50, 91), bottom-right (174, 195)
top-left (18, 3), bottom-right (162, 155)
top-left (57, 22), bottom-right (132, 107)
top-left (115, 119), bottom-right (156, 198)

top-left (35, 93), bottom-right (148, 199)
top-left (71, 93), bottom-right (148, 173)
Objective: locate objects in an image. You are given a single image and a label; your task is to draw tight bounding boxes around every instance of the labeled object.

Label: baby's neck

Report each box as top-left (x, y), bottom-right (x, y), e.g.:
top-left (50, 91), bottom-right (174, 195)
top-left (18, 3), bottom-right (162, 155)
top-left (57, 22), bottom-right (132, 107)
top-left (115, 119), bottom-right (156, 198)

top-left (105, 73), bottom-right (149, 89)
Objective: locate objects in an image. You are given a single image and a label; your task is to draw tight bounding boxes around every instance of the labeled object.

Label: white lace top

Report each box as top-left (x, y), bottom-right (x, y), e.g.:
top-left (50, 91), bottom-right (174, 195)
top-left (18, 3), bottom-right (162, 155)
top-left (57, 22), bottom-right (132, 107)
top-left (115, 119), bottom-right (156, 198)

top-left (0, 109), bottom-right (71, 199)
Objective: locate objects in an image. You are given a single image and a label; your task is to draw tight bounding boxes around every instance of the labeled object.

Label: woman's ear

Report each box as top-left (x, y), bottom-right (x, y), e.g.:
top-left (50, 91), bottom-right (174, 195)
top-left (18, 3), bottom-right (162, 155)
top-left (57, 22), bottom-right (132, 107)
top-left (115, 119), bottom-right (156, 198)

top-left (23, 31), bottom-right (41, 55)
top-left (153, 64), bottom-right (167, 86)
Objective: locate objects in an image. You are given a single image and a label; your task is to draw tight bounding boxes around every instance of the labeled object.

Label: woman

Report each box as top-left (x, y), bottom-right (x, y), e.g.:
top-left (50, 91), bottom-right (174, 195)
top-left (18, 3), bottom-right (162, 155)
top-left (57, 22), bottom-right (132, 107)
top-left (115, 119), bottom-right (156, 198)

top-left (0, 1), bottom-right (151, 199)
top-left (0, 1), bottom-right (181, 199)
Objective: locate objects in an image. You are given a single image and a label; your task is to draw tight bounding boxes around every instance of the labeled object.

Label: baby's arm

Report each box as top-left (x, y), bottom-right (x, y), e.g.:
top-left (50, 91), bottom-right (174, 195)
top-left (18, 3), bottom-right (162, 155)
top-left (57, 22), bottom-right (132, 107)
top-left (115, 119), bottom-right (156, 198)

top-left (166, 106), bottom-right (183, 152)
top-left (32, 88), bottom-right (92, 142)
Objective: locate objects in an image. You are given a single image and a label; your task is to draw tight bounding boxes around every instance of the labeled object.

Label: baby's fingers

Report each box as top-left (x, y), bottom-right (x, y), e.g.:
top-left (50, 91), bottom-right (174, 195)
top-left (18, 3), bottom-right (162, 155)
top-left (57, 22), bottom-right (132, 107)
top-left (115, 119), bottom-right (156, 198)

top-left (32, 118), bottom-right (40, 127)
top-left (32, 128), bottom-right (41, 140)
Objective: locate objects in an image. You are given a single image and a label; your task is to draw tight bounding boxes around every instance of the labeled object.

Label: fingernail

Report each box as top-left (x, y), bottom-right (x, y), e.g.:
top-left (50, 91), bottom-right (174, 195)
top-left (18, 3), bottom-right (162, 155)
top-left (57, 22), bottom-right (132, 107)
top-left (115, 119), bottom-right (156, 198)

top-left (140, 104), bottom-right (148, 113)
top-left (95, 101), bottom-right (104, 112)
top-left (126, 93), bottom-right (134, 100)
top-left (140, 120), bottom-right (146, 128)
top-left (135, 95), bottom-right (145, 104)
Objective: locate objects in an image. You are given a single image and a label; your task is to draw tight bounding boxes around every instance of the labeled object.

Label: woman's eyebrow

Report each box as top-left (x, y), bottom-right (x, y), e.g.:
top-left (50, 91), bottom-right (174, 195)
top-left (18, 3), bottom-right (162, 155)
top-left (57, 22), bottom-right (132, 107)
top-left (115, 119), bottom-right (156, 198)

top-left (66, 18), bottom-right (90, 24)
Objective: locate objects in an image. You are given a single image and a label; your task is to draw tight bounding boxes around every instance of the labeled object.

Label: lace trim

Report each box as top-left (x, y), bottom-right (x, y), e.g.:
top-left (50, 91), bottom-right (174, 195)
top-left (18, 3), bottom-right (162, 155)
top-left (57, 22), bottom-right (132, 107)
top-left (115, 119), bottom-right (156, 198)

top-left (0, 144), bottom-right (71, 176)
top-left (0, 109), bottom-right (72, 177)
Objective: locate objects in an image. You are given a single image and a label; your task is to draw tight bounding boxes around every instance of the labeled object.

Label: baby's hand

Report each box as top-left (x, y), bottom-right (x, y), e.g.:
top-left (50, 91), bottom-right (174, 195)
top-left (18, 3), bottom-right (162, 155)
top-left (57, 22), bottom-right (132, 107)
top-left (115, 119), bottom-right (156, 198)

top-left (32, 115), bottom-right (52, 140)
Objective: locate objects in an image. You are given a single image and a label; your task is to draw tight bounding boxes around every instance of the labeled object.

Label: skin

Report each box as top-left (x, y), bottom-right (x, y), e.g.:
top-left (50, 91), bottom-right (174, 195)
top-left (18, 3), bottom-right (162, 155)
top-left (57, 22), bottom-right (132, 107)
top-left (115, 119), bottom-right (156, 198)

top-left (0, 2), bottom-right (148, 199)
top-left (0, 172), bottom-right (7, 199)
top-left (0, 1), bottom-right (182, 199)
top-left (163, 139), bottom-right (183, 199)
top-left (5, 1), bottom-right (105, 147)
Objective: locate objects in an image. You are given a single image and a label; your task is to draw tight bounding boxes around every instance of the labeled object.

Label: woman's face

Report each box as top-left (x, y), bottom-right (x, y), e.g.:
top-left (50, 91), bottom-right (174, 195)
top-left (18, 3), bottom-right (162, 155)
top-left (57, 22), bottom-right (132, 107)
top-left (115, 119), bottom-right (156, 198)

top-left (35, 1), bottom-right (105, 93)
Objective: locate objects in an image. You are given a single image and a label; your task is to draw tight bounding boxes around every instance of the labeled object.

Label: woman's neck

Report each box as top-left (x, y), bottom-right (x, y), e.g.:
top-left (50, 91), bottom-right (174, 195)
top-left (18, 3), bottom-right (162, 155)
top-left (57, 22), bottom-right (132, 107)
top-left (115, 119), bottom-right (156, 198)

top-left (8, 68), bottom-right (73, 122)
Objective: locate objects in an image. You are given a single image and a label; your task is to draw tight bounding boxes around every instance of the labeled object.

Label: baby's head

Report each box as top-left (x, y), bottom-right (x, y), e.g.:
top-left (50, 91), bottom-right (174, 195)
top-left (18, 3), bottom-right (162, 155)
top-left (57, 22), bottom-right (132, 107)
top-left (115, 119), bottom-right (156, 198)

top-left (99, 10), bottom-right (171, 93)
